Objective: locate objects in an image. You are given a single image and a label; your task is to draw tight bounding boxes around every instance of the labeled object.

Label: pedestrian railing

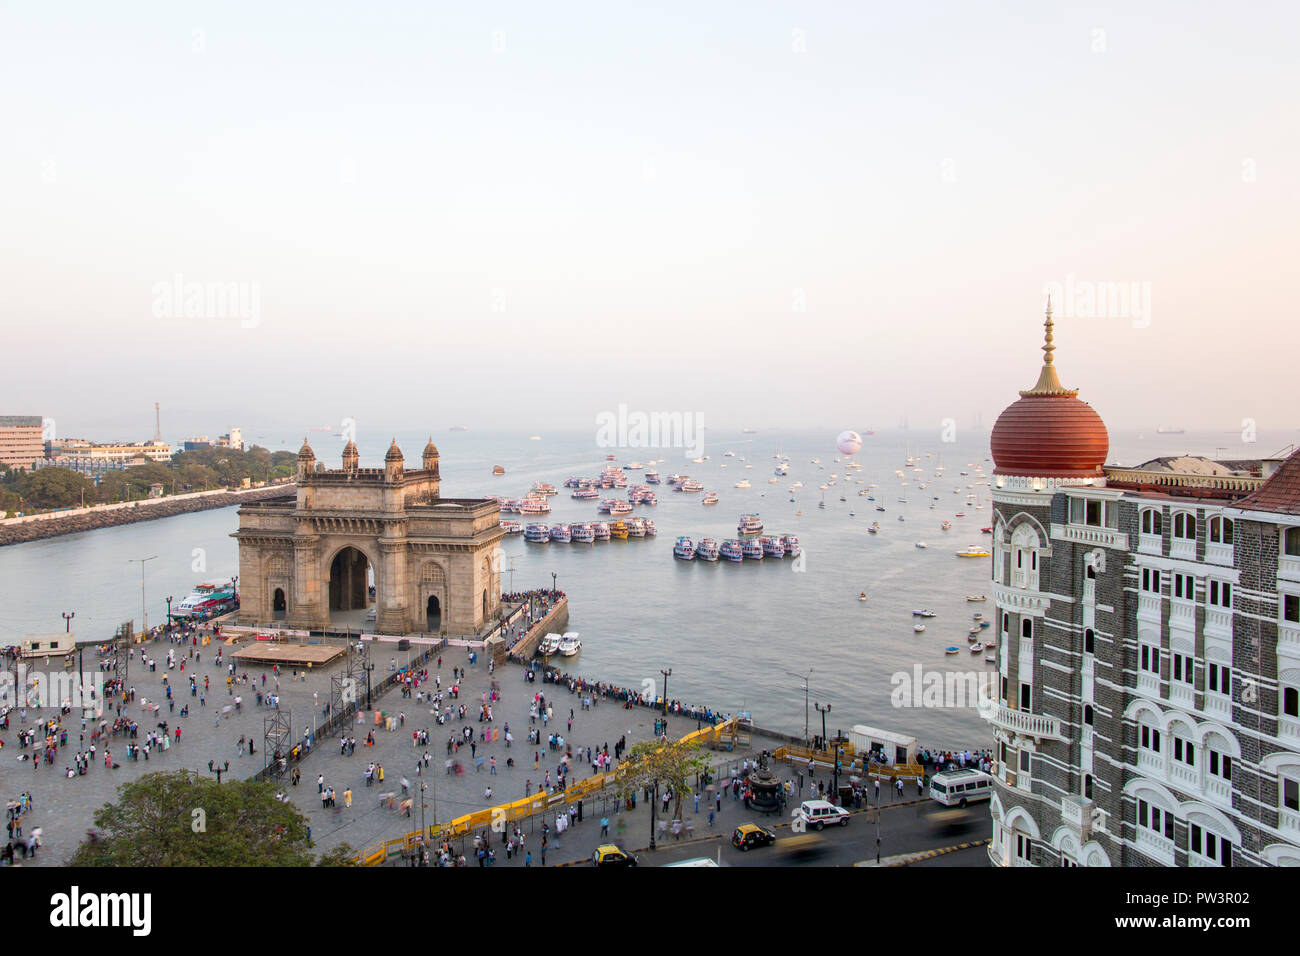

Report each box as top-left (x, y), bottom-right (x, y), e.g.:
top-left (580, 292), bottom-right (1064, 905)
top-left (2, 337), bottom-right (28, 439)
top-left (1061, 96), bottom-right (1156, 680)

top-left (354, 716), bottom-right (738, 864)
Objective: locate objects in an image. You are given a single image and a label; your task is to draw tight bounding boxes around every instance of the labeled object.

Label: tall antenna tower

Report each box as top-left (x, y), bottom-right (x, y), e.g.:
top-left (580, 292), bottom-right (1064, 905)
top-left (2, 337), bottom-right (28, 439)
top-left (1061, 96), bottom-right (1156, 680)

top-left (154, 402), bottom-right (161, 442)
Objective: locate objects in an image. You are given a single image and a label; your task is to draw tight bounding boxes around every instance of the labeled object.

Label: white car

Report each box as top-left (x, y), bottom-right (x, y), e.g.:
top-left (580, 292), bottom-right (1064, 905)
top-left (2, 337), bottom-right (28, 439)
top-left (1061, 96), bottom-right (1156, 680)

top-left (796, 799), bottom-right (850, 830)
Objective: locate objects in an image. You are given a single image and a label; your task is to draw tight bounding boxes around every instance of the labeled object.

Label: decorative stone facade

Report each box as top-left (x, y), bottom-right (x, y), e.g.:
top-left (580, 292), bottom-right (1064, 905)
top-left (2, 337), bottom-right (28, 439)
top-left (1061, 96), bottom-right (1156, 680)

top-left (232, 437), bottom-right (504, 635)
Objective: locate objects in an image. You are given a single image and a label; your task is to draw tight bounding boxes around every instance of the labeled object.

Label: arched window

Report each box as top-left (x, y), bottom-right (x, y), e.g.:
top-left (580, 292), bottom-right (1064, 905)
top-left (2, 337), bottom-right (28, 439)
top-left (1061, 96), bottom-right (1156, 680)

top-left (1086, 565), bottom-right (1097, 580)
top-left (1173, 512), bottom-right (1197, 540)
top-left (1084, 704), bottom-right (1095, 725)
top-left (1084, 628), bottom-right (1096, 654)
top-left (1208, 516), bottom-right (1233, 545)
top-left (1141, 509), bottom-right (1163, 536)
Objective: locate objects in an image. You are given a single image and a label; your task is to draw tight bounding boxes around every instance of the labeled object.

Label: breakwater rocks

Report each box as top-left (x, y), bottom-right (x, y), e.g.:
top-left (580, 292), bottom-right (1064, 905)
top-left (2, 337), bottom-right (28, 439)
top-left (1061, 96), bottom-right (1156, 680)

top-left (0, 485), bottom-right (295, 547)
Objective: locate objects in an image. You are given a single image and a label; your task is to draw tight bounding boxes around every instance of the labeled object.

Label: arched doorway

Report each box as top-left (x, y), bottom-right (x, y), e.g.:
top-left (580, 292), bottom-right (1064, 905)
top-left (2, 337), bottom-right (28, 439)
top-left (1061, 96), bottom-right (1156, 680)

top-left (272, 588), bottom-right (287, 620)
top-left (329, 547), bottom-right (372, 627)
top-left (427, 595), bottom-right (441, 632)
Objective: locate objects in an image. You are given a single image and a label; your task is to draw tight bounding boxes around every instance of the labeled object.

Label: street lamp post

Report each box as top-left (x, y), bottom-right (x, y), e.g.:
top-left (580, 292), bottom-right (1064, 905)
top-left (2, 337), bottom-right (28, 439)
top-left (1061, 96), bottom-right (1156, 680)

top-left (815, 701), bottom-right (831, 751)
top-left (660, 668), bottom-right (672, 716)
top-left (787, 669), bottom-right (812, 744)
top-left (128, 555), bottom-right (157, 639)
top-left (649, 779), bottom-right (658, 850)
top-left (551, 571), bottom-right (557, 596)
top-left (166, 596), bottom-right (173, 628)
top-left (63, 611), bottom-right (75, 633)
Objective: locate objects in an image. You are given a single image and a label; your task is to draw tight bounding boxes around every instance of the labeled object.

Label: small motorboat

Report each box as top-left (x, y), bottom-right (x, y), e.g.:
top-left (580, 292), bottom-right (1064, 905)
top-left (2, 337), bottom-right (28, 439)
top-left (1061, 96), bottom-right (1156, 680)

top-left (944, 646), bottom-right (960, 655)
top-left (557, 633), bottom-right (582, 657)
top-left (969, 626), bottom-right (983, 636)
top-left (966, 595), bottom-right (987, 602)
top-left (858, 592), bottom-right (868, 602)
top-left (980, 620), bottom-right (991, 629)
top-left (970, 643), bottom-right (985, 653)
top-left (915, 542), bottom-right (927, 549)
top-left (538, 634), bottom-right (562, 656)
top-left (972, 612), bottom-right (984, 620)
top-left (913, 624), bottom-right (926, 633)
top-left (984, 655), bottom-right (996, 664)
top-left (913, 609), bottom-right (937, 618)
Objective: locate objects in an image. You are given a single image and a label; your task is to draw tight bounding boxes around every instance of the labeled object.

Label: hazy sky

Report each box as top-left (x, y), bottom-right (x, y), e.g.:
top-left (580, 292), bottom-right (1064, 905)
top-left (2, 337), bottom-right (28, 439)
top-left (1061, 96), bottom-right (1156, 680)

top-left (2, 2), bottom-right (1297, 440)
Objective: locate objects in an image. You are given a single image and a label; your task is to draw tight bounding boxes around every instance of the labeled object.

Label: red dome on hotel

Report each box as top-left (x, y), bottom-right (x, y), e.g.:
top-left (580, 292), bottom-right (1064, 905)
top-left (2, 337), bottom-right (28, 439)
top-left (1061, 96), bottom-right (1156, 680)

top-left (990, 303), bottom-right (1109, 479)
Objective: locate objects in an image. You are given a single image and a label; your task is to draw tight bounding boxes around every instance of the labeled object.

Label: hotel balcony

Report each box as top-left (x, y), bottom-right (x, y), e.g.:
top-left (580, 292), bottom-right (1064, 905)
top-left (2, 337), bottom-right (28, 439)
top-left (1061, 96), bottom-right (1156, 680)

top-left (1137, 593), bottom-right (1162, 624)
top-left (1052, 522), bottom-right (1129, 551)
top-left (1280, 555), bottom-right (1300, 583)
top-left (1170, 538), bottom-right (1196, 561)
top-left (1204, 607), bottom-right (1233, 639)
top-left (981, 693), bottom-right (1068, 742)
top-left (1279, 622), bottom-right (1300, 658)
top-left (1137, 532), bottom-right (1162, 556)
top-left (1169, 601), bottom-right (1195, 630)
top-left (1205, 542), bottom-right (1233, 566)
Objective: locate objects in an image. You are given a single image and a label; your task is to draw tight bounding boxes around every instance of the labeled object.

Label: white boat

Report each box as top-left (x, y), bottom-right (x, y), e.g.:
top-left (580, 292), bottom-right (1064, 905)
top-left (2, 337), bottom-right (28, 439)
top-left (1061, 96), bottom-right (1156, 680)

top-left (970, 643), bottom-right (985, 653)
top-left (913, 624), bottom-right (926, 633)
top-left (538, 633), bottom-right (562, 655)
top-left (966, 594), bottom-right (987, 602)
top-left (557, 633), bottom-right (582, 657)
top-left (858, 591), bottom-right (868, 602)
top-left (915, 542), bottom-right (927, 549)
top-left (913, 609), bottom-right (937, 618)
top-left (734, 479), bottom-right (751, 489)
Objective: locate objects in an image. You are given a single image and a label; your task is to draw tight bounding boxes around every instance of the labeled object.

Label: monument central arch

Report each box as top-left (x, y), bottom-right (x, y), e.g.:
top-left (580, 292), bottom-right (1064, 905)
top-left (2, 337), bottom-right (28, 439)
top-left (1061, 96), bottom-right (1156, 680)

top-left (234, 437), bottom-right (504, 636)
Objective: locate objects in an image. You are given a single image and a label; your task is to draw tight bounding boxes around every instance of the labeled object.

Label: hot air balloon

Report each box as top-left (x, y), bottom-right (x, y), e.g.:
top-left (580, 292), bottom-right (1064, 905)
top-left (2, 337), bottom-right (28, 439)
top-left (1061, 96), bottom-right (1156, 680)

top-left (836, 430), bottom-right (862, 456)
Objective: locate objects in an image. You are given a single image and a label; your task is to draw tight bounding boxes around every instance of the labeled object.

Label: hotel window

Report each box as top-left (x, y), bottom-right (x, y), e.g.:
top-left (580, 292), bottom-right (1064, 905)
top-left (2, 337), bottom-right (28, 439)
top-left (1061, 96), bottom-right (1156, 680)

top-left (1173, 736), bottom-right (1195, 767)
top-left (1141, 643), bottom-right (1162, 676)
top-left (1284, 776), bottom-right (1299, 813)
top-left (1001, 676), bottom-right (1008, 703)
top-left (1084, 774), bottom-right (1093, 799)
top-left (1018, 749), bottom-right (1031, 778)
top-left (1208, 580), bottom-right (1233, 609)
top-left (1084, 704), bottom-right (1095, 725)
top-left (1021, 618), bottom-right (1033, 640)
top-left (1208, 516), bottom-right (1233, 545)
top-left (1207, 747), bottom-right (1232, 784)
top-left (1141, 509), bottom-right (1163, 535)
top-left (1141, 567), bottom-right (1162, 593)
top-left (1173, 512), bottom-right (1197, 541)
top-left (1069, 497), bottom-right (1105, 526)
top-left (1173, 573), bottom-right (1195, 601)
top-left (1284, 527), bottom-right (1300, 557)
top-left (1141, 724), bottom-right (1162, 754)
top-left (1002, 613), bottom-right (1010, 636)
top-left (1284, 594), bottom-right (1299, 624)
top-left (1284, 687), bottom-right (1299, 719)
top-left (1207, 662), bottom-right (1232, 698)
top-left (1015, 832), bottom-right (1033, 862)
top-left (1172, 653), bottom-right (1195, 686)
top-left (1020, 683), bottom-right (1032, 710)
top-left (1189, 825), bottom-right (1232, 867)
top-left (1084, 628), bottom-right (1095, 654)
top-left (1138, 799), bottom-right (1175, 840)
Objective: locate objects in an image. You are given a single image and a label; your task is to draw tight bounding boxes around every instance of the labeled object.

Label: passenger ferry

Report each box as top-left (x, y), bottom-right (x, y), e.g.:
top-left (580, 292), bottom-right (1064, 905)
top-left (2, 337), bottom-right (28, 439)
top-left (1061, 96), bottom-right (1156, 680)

top-left (499, 520), bottom-right (524, 534)
top-left (572, 486), bottom-right (600, 499)
top-left (519, 496), bottom-right (551, 514)
top-left (492, 465), bottom-right (506, 476)
top-left (524, 523), bottom-right (551, 542)
top-left (173, 580), bottom-right (238, 619)
top-left (696, 538), bottom-right (720, 561)
top-left (679, 479), bottom-right (704, 492)
top-left (531, 482), bottom-right (558, 497)
top-left (642, 519), bottom-right (657, 536)
top-left (761, 536), bottom-right (786, 558)
top-left (781, 535), bottom-right (801, 557)
top-left (741, 539), bottom-right (765, 559)
top-left (570, 523), bottom-right (596, 542)
top-left (734, 479), bottom-right (751, 489)
top-left (639, 491), bottom-right (658, 506)
top-left (608, 500), bottom-right (634, 516)
top-left (597, 498), bottom-right (616, 513)
top-left (720, 539), bottom-right (744, 562)
top-left (702, 491), bottom-right (719, 505)
top-left (738, 513), bottom-right (763, 535)
top-left (564, 476), bottom-right (585, 488)
top-left (549, 524), bottom-right (572, 543)
top-left (605, 453), bottom-right (618, 461)
top-left (673, 536), bottom-right (696, 560)
top-left (609, 520), bottom-right (629, 540)
top-left (666, 474), bottom-right (684, 485)
top-left (645, 470), bottom-right (661, 484)
top-left (625, 516), bottom-right (647, 537)
top-left (592, 521), bottom-right (611, 540)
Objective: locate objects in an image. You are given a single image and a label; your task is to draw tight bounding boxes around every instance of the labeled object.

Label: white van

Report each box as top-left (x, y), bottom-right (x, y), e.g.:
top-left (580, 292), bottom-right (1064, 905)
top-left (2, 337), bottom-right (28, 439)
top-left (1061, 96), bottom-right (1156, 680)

top-left (796, 799), bottom-right (851, 830)
top-left (929, 768), bottom-right (993, 807)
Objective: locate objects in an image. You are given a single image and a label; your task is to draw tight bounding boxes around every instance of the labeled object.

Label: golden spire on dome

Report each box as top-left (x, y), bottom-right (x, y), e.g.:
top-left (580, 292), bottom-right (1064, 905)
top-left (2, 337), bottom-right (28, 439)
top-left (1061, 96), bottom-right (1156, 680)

top-left (1019, 296), bottom-right (1079, 398)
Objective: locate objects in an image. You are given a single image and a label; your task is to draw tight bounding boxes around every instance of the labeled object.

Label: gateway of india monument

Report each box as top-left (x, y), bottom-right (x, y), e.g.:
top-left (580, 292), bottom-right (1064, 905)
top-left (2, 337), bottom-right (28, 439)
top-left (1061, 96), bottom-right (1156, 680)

top-left (233, 436), bottom-right (505, 635)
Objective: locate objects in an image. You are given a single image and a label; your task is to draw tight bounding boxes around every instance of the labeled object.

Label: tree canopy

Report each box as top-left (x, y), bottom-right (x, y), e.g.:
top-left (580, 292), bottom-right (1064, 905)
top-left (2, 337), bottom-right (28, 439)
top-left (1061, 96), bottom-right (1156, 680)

top-left (617, 738), bottom-right (713, 819)
top-left (69, 770), bottom-right (353, 867)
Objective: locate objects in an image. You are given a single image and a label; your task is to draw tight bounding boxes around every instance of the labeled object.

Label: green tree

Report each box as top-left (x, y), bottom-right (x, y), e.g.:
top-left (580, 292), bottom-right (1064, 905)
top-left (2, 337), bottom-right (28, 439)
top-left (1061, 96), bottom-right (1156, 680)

top-left (69, 770), bottom-right (351, 866)
top-left (14, 467), bottom-right (94, 508)
top-left (617, 738), bottom-right (713, 820)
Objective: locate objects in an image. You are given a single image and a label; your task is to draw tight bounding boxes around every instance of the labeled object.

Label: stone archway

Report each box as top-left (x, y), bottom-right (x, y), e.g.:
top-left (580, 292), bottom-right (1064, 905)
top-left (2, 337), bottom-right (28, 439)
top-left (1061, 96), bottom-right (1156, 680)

top-left (427, 595), bottom-right (441, 631)
top-left (272, 588), bottom-right (287, 619)
top-left (329, 546), bottom-right (371, 613)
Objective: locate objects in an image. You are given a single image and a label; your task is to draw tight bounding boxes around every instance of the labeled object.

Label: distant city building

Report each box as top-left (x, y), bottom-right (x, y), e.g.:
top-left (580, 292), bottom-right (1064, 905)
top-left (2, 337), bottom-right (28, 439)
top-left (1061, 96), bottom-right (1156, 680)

top-left (183, 435), bottom-right (212, 451)
top-left (984, 302), bottom-right (1300, 867)
top-left (183, 428), bottom-right (243, 452)
top-left (40, 438), bottom-right (173, 473)
top-left (0, 415), bottom-right (46, 469)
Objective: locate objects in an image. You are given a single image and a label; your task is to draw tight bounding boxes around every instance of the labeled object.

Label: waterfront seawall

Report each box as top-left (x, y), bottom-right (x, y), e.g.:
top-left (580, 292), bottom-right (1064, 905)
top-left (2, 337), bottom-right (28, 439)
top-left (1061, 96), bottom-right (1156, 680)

top-left (512, 597), bottom-right (570, 658)
top-left (0, 484), bottom-right (296, 547)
